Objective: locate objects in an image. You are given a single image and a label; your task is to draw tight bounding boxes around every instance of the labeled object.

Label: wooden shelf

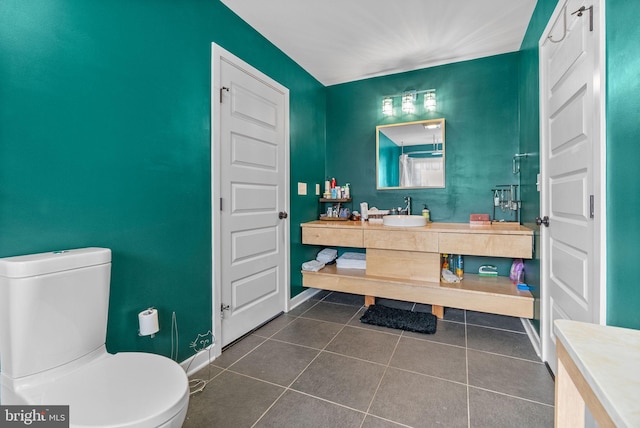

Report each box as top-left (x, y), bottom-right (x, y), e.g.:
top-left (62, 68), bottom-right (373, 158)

top-left (300, 220), bottom-right (534, 319)
top-left (302, 265), bottom-right (533, 318)
top-left (319, 198), bottom-right (352, 203)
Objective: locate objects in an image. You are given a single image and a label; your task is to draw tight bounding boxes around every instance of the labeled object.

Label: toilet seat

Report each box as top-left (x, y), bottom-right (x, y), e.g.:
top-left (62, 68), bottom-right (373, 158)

top-left (31, 352), bottom-right (189, 428)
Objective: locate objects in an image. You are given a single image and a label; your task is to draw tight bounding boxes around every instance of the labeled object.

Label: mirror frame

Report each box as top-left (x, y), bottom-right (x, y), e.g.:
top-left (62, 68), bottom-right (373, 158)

top-left (376, 118), bottom-right (446, 190)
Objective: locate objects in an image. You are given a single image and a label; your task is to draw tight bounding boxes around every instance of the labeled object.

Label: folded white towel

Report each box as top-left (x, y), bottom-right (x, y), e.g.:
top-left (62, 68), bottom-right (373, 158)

top-left (336, 252), bottom-right (366, 269)
top-left (302, 260), bottom-right (325, 272)
top-left (441, 268), bottom-right (461, 283)
top-left (316, 248), bottom-right (338, 263)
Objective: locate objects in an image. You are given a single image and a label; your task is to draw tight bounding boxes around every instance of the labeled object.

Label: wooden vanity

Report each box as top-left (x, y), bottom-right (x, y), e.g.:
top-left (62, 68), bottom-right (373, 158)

top-left (301, 220), bottom-right (534, 318)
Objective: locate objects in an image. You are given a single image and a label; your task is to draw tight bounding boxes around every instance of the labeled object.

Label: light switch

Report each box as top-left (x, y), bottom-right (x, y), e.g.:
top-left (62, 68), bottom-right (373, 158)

top-left (315, 183), bottom-right (320, 195)
top-left (297, 182), bottom-right (307, 195)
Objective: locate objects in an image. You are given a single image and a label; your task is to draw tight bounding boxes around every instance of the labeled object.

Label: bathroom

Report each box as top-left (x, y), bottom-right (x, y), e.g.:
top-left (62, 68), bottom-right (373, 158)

top-left (1, 0), bottom-right (640, 425)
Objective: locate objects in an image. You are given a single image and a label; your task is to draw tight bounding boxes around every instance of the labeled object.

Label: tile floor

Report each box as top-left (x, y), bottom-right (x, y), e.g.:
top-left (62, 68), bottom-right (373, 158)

top-left (184, 291), bottom-right (555, 427)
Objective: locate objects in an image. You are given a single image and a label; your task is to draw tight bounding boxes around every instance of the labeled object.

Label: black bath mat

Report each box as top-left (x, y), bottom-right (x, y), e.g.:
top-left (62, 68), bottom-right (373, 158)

top-left (360, 304), bottom-right (437, 334)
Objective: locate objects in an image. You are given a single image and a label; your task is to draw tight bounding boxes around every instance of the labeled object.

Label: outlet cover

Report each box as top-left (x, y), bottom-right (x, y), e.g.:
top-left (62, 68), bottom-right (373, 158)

top-left (297, 182), bottom-right (307, 195)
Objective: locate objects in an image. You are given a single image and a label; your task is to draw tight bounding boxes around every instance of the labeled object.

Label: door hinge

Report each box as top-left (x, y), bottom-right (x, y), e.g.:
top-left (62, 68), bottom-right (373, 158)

top-left (590, 195), bottom-right (595, 218)
top-left (220, 197), bottom-right (223, 211)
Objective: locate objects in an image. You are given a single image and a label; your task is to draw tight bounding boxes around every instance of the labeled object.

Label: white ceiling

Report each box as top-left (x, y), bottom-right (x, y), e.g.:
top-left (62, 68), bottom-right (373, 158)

top-left (221, 0), bottom-right (537, 86)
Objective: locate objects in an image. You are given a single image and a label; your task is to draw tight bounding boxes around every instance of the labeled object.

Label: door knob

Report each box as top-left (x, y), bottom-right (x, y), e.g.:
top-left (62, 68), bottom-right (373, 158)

top-left (278, 211), bottom-right (288, 219)
top-left (535, 216), bottom-right (550, 227)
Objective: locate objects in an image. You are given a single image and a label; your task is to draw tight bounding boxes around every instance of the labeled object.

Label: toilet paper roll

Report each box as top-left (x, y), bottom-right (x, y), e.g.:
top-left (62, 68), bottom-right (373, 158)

top-left (138, 308), bottom-right (159, 336)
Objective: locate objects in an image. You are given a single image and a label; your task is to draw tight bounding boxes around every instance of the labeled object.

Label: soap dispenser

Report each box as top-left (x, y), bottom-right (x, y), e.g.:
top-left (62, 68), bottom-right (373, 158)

top-left (422, 205), bottom-right (430, 222)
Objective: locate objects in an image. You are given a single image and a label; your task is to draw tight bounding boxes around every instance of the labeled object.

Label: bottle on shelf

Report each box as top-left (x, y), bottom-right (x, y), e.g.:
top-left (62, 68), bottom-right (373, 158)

top-left (456, 255), bottom-right (464, 279)
top-left (422, 204), bottom-right (430, 222)
top-left (442, 254), bottom-right (449, 271)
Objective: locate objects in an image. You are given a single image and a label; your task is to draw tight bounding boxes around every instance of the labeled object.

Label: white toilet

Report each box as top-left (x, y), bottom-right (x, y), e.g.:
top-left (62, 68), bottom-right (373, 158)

top-left (0, 248), bottom-right (189, 427)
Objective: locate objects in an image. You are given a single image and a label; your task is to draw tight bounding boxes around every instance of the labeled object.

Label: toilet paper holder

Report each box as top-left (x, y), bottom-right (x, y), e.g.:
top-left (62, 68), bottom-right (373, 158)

top-left (138, 307), bottom-right (159, 338)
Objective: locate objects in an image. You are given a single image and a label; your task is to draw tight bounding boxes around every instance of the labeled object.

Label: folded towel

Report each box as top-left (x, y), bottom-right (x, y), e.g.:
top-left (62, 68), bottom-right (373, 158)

top-left (441, 268), bottom-right (461, 283)
top-left (336, 252), bottom-right (366, 269)
top-left (302, 260), bottom-right (325, 272)
top-left (316, 248), bottom-right (338, 263)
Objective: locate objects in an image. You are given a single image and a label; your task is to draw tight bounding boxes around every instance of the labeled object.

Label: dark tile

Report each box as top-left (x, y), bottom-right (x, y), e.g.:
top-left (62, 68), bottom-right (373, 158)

top-left (413, 302), bottom-right (433, 313)
top-left (252, 314), bottom-right (297, 338)
top-left (347, 307), bottom-right (403, 335)
top-left (468, 350), bottom-right (555, 405)
top-left (325, 326), bottom-right (399, 364)
top-left (415, 304), bottom-right (465, 323)
top-left (376, 298), bottom-right (414, 311)
top-left (188, 364), bottom-right (222, 385)
top-left (444, 307), bottom-right (466, 323)
top-left (404, 319), bottom-right (467, 347)
top-left (469, 387), bottom-right (554, 428)
top-left (323, 291), bottom-right (365, 306)
top-left (390, 337), bottom-right (467, 383)
top-left (310, 289), bottom-right (332, 300)
top-left (466, 310), bottom-right (525, 332)
top-left (300, 301), bottom-right (361, 324)
top-left (183, 371), bottom-right (284, 428)
top-left (361, 415), bottom-right (407, 428)
top-left (230, 339), bottom-right (319, 386)
top-left (272, 317), bottom-right (343, 349)
top-left (369, 368), bottom-right (468, 428)
top-left (292, 352), bottom-right (386, 411)
top-left (254, 390), bottom-right (364, 428)
top-left (286, 299), bottom-right (319, 317)
top-left (212, 334), bottom-right (265, 368)
top-left (466, 325), bottom-right (538, 361)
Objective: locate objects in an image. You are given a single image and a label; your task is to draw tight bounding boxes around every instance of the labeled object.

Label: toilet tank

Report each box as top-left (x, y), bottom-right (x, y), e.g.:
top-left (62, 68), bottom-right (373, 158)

top-left (0, 248), bottom-right (111, 379)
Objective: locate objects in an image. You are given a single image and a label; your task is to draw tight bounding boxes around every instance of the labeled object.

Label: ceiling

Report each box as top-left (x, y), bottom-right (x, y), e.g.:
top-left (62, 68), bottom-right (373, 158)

top-left (220, 0), bottom-right (538, 86)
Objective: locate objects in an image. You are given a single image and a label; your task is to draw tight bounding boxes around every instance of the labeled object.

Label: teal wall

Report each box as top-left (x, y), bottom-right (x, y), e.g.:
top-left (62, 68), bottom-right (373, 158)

top-left (326, 54), bottom-right (520, 221)
top-left (0, 0), bottom-right (325, 360)
top-left (605, 1), bottom-right (640, 329)
top-left (377, 132), bottom-right (401, 188)
top-left (326, 53), bottom-right (521, 275)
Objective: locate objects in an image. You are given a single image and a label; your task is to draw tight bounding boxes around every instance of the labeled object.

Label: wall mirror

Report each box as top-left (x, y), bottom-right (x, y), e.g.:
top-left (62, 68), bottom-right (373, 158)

top-left (376, 118), bottom-right (445, 189)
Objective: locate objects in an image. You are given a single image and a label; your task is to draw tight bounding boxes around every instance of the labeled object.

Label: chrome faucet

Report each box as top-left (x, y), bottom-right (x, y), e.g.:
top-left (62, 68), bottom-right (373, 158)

top-left (403, 196), bottom-right (412, 215)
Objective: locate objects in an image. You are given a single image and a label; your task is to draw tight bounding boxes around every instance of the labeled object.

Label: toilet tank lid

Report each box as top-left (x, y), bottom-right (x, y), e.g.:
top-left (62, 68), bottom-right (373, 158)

top-left (0, 247), bottom-right (111, 278)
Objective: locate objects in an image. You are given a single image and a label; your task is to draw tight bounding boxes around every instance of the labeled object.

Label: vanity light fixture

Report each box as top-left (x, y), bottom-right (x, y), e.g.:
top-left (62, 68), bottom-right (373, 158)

top-left (382, 97), bottom-right (394, 116)
top-left (424, 90), bottom-right (436, 112)
top-left (401, 91), bottom-right (417, 114)
top-left (381, 89), bottom-right (436, 115)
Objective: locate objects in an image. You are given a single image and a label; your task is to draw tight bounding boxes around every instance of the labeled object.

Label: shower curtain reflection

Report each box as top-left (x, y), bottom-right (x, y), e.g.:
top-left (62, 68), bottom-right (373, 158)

top-left (399, 153), bottom-right (444, 187)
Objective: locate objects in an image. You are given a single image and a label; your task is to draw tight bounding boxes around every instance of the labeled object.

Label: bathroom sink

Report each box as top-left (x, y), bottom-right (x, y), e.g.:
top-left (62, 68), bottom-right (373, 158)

top-left (382, 215), bottom-right (427, 227)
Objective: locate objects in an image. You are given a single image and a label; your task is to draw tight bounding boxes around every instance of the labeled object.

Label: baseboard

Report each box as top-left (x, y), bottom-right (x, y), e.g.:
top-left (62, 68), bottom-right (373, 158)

top-left (521, 317), bottom-right (542, 359)
top-left (287, 287), bottom-right (321, 312)
top-left (180, 344), bottom-right (215, 377)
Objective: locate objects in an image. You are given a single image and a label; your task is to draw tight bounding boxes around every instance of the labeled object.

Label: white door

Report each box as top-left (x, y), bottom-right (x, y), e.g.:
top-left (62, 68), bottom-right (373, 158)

top-left (539, 0), bottom-right (605, 373)
top-left (212, 45), bottom-right (289, 348)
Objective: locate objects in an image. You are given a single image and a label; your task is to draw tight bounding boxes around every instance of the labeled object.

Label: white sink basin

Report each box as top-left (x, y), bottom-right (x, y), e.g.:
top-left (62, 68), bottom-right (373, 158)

top-left (382, 215), bottom-right (427, 227)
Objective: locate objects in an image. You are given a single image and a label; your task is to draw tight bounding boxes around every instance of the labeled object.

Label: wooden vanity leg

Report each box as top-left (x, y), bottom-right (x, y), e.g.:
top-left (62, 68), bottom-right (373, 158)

top-left (432, 305), bottom-right (444, 319)
top-left (364, 295), bottom-right (376, 307)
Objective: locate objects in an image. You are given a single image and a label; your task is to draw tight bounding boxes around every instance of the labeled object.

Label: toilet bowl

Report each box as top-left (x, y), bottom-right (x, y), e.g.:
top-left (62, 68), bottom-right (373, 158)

top-left (0, 248), bottom-right (189, 428)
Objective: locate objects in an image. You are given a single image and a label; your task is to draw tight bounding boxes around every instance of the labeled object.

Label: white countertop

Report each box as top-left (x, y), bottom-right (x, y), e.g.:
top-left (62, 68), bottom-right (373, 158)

top-left (554, 319), bottom-right (640, 427)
